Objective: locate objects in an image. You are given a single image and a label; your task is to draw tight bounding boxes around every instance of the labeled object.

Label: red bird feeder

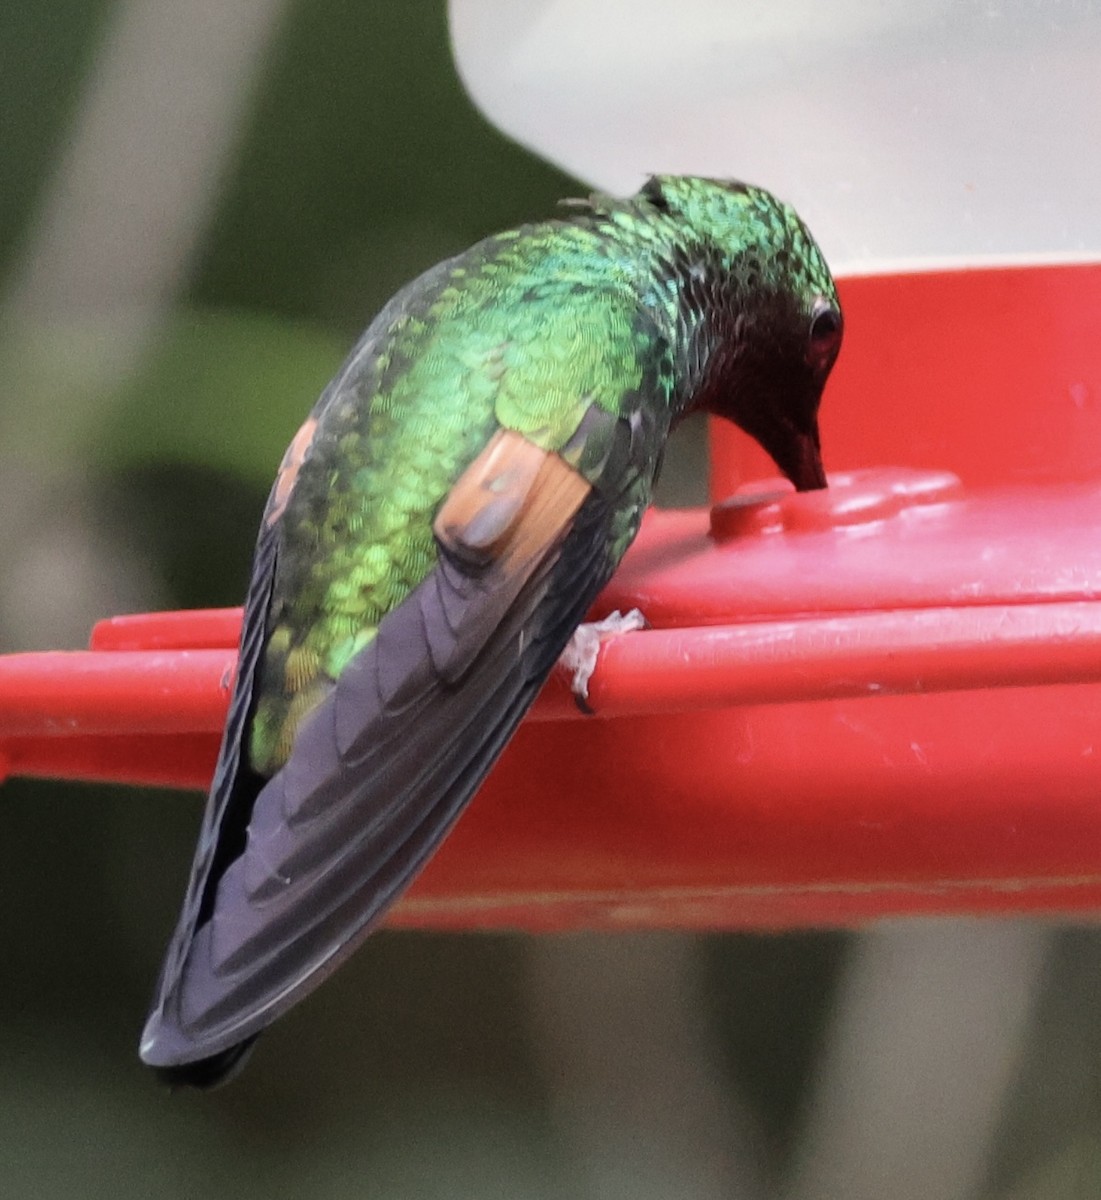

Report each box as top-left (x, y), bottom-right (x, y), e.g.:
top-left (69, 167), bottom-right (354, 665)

top-left (3, 264), bottom-right (1101, 929)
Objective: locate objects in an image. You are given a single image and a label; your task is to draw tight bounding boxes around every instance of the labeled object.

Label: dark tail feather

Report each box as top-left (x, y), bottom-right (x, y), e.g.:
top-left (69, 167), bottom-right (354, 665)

top-left (151, 1035), bottom-right (259, 1090)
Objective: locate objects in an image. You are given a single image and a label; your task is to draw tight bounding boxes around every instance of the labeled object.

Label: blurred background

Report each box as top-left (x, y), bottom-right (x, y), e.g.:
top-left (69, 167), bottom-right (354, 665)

top-left (2, 2), bottom-right (1100, 1197)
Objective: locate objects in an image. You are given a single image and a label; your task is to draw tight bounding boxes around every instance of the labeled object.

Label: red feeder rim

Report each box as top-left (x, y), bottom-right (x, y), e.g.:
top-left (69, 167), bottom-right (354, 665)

top-left (3, 263), bottom-right (1101, 930)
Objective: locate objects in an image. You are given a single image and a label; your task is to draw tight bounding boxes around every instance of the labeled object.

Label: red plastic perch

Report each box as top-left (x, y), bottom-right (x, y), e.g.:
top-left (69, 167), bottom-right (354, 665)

top-left (2, 263), bottom-right (1101, 928)
top-left (2, 599), bottom-right (1101, 749)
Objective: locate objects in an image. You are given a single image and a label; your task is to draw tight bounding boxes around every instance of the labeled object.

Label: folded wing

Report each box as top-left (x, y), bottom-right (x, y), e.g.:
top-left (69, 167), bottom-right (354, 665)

top-left (141, 430), bottom-right (613, 1074)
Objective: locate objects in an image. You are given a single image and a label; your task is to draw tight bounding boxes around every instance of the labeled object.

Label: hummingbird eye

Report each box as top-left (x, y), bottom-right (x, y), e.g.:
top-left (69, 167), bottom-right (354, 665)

top-left (807, 300), bottom-right (842, 369)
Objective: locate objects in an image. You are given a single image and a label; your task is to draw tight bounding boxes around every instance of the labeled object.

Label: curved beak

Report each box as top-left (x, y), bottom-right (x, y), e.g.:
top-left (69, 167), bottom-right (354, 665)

top-left (767, 418), bottom-right (826, 492)
top-left (785, 426), bottom-right (827, 492)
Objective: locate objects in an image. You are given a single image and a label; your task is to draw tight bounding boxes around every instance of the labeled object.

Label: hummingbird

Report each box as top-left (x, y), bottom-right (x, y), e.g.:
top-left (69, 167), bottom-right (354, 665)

top-left (140, 175), bottom-right (843, 1086)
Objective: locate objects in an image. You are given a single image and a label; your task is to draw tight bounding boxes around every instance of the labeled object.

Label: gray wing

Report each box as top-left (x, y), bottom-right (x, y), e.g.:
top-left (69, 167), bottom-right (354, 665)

top-left (139, 431), bottom-right (634, 1081)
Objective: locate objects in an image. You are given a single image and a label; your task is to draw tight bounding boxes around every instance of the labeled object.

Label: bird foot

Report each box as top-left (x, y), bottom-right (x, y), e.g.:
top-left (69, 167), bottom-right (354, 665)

top-left (558, 608), bottom-right (647, 713)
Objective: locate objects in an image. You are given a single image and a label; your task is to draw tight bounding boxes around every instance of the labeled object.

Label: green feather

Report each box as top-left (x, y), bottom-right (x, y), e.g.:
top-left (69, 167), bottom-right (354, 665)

top-left (248, 176), bottom-right (840, 772)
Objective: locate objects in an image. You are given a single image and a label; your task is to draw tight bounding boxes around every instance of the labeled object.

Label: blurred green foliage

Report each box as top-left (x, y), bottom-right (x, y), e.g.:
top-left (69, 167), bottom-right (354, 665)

top-left (0, 0), bottom-right (115, 272)
top-left (102, 312), bottom-right (345, 491)
top-left (188, 1), bottom-right (578, 333)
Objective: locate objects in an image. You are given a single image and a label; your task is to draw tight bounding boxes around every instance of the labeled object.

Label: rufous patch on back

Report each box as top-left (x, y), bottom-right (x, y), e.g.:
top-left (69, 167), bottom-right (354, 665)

top-left (434, 429), bottom-right (591, 576)
top-left (267, 417), bottom-right (319, 527)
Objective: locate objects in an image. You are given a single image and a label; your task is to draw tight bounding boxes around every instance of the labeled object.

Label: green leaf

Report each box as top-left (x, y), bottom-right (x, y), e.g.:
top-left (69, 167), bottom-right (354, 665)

top-left (99, 309), bottom-right (344, 486)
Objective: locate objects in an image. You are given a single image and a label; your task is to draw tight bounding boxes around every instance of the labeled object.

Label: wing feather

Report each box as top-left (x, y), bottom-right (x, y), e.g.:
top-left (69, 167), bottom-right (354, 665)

top-left (141, 436), bottom-right (616, 1071)
top-left (143, 518), bottom-right (278, 1019)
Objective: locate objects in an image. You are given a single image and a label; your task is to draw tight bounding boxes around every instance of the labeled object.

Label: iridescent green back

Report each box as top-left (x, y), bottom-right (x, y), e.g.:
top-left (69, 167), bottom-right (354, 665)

top-left (248, 225), bottom-right (671, 772)
top-left (248, 177), bottom-right (838, 773)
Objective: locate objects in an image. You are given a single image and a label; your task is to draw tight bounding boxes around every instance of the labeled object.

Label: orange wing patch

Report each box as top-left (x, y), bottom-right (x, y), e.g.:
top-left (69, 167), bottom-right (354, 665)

top-left (434, 429), bottom-right (591, 576)
top-left (267, 416), bottom-right (319, 527)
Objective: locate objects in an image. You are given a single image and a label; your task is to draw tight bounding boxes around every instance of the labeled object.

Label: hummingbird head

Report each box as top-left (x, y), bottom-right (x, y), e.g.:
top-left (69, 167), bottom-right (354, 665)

top-left (706, 286), bottom-right (842, 493)
top-left (639, 176), bottom-right (843, 492)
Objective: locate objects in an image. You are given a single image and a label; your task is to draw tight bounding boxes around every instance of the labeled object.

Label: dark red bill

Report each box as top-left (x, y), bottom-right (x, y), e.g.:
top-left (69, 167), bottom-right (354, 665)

top-left (783, 427), bottom-right (827, 492)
